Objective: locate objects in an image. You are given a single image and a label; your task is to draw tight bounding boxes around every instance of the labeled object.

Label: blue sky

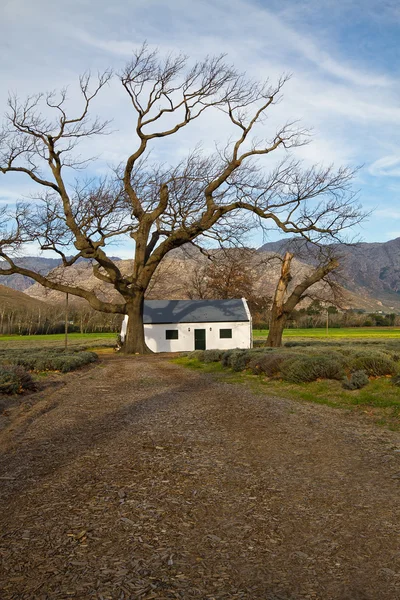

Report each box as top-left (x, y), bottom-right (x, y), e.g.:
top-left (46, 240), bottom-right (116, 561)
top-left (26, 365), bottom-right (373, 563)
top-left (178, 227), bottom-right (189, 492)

top-left (1, 0), bottom-right (400, 256)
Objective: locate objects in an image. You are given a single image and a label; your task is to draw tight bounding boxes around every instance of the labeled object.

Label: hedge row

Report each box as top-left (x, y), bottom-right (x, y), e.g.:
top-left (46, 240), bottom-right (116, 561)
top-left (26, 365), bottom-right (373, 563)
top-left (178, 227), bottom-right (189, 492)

top-left (0, 350), bottom-right (99, 395)
top-left (191, 347), bottom-right (399, 387)
top-left (0, 346), bottom-right (97, 359)
top-left (1, 350), bottom-right (98, 373)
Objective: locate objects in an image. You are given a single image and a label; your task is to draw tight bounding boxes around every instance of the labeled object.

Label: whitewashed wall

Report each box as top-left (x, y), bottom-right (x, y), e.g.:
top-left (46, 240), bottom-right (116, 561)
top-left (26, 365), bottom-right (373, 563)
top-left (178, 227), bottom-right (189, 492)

top-left (121, 317), bottom-right (252, 353)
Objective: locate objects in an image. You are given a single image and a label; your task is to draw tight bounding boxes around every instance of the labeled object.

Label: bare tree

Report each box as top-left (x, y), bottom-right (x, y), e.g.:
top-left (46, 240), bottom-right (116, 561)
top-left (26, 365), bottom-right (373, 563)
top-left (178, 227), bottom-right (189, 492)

top-left (0, 44), bottom-right (363, 353)
top-left (186, 264), bottom-right (210, 300)
top-left (267, 247), bottom-right (343, 347)
top-left (186, 248), bottom-right (256, 299)
top-left (185, 249), bottom-right (271, 321)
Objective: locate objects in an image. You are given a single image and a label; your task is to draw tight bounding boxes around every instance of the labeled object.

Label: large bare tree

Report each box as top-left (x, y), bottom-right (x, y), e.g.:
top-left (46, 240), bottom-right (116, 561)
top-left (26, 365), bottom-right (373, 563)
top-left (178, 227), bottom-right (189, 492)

top-left (0, 45), bottom-right (363, 353)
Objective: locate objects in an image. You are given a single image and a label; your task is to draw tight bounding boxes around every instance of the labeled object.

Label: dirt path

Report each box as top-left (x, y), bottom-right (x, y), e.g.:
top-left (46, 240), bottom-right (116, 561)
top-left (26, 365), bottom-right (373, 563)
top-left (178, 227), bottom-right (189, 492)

top-left (1, 355), bottom-right (400, 600)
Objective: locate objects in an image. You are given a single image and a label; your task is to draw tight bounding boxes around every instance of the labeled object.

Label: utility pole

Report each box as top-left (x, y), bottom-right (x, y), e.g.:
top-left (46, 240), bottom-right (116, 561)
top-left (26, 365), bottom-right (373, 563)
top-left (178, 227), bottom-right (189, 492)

top-left (64, 293), bottom-right (69, 351)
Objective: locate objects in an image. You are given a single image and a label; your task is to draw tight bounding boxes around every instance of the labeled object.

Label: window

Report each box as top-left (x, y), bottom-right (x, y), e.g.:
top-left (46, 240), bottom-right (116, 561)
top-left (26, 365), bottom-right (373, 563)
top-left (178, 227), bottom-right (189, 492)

top-left (166, 330), bottom-right (179, 340)
top-left (219, 328), bottom-right (232, 339)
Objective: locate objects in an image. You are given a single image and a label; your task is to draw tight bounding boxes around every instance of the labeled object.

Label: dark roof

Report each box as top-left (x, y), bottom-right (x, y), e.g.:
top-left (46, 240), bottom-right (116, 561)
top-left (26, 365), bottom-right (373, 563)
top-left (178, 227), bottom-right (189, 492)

top-left (143, 299), bottom-right (249, 324)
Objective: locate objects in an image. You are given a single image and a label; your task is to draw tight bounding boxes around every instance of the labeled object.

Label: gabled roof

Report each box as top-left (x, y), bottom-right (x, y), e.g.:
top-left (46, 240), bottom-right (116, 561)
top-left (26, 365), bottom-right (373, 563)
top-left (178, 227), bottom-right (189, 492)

top-left (143, 299), bottom-right (249, 324)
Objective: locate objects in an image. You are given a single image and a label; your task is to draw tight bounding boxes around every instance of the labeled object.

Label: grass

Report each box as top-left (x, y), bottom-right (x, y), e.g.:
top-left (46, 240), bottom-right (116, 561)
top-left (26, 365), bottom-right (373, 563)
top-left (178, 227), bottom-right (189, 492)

top-left (173, 355), bottom-right (400, 431)
top-left (0, 332), bottom-right (116, 342)
top-left (174, 356), bottom-right (225, 372)
top-left (253, 327), bottom-right (400, 339)
top-left (0, 332), bottom-right (117, 350)
top-left (2, 327), bottom-right (399, 348)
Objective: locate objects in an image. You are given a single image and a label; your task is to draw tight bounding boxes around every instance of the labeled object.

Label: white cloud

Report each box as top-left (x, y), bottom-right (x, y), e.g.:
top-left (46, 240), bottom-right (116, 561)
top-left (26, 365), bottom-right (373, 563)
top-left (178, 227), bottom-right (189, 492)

top-left (375, 208), bottom-right (400, 219)
top-left (110, 246), bottom-right (134, 260)
top-left (73, 30), bottom-right (137, 57)
top-left (256, 11), bottom-right (393, 88)
top-left (369, 156), bottom-right (400, 177)
top-left (0, 183), bottom-right (40, 203)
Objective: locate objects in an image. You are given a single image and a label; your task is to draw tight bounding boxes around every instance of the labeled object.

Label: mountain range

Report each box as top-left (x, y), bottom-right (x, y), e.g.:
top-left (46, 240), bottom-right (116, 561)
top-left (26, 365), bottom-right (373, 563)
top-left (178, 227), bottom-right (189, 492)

top-left (0, 257), bottom-right (61, 291)
top-left (1, 237), bottom-right (400, 313)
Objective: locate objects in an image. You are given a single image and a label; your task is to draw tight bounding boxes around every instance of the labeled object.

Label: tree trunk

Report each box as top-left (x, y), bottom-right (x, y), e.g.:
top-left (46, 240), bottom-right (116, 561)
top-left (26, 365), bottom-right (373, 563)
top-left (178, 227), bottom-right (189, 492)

top-left (267, 252), bottom-right (294, 348)
top-left (266, 311), bottom-right (288, 347)
top-left (123, 294), bottom-right (152, 354)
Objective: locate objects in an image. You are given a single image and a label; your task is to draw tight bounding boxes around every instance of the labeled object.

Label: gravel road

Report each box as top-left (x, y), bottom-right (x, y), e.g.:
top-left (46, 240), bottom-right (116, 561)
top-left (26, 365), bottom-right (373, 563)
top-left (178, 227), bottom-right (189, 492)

top-left (0, 354), bottom-right (400, 599)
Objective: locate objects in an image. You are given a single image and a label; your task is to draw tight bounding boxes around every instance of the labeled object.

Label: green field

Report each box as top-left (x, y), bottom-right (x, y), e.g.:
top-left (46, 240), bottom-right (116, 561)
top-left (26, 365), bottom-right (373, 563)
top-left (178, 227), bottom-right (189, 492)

top-left (0, 332), bottom-right (116, 350)
top-left (2, 327), bottom-right (400, 345)
top-left (254, 327), bottom-right (400, 339)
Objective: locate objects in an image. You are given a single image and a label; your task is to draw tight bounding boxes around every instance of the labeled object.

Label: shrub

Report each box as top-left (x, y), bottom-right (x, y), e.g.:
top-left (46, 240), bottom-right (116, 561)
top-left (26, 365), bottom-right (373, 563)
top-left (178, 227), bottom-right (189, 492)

top-left (202, 348), bottom-right (269, 370)
top-left (202, 349), bottom-right (225, 363)
top-left (349, 351), bottom-right (397, 377)
top-left (342, 370), bottom-right (369, 390)
top-left (221, 350), bottom-right (234, 368)
top-left (216, 349), bottom-right (253, 371)
top-left (282, 355), bottom-right (346, 384)
top-left (227, 350), bottom-right (250, 372)
top-left (0, 351), bottom-right (98, 373)
top-left (248, 352), bottom-right (293, 377)
top-left (381, 348), bottom-right (400, 362)
top-left (190, 350), bottom-right (205, 361)
top-left (46, 352), bottom-right (98, 372)
top-left (0, 365), bottom-right (36, 395)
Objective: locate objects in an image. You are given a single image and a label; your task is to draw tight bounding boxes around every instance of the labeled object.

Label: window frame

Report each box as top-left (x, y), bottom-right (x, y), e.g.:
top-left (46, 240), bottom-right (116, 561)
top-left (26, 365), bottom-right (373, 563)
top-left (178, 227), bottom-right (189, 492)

top-left (219, 328), bottom-right (233, 339)
top-left (165, 329), bottom-right (179, 340)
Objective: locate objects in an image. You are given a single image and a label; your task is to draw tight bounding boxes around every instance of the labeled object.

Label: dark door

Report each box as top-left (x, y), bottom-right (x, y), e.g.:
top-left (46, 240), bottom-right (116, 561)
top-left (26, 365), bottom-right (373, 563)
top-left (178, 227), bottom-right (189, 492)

top-left (194, 329), bottom-right (206, 350)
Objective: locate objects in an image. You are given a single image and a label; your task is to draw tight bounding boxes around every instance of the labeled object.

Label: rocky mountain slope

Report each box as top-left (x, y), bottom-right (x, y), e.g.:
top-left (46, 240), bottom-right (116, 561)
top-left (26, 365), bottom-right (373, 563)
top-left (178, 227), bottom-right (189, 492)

top-left (0, 257), bottom-right (61, 291)
top-left (0, 256), bottom-right (121, 292)
top-left (259, 237), bottom-right (400, 311)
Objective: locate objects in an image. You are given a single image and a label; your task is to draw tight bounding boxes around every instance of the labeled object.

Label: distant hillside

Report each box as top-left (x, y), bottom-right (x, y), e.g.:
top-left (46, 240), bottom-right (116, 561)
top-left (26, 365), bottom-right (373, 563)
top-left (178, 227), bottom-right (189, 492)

top-left (0, 256), bottom-right (122, 292)
top-left (25, 256), bottom-right (199, 304)
top-left (0, 257), bottom-right (61, 291)
top-left (0, 284), bottom-right (47, 312)
top-left (23, 248), bottom-right (375, 312)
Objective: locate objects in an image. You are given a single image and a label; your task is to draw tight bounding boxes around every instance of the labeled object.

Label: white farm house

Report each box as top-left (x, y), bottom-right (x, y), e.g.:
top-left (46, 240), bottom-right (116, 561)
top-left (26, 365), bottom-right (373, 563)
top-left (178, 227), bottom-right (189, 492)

top-left (121, 299), bottom-right (252, 353)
